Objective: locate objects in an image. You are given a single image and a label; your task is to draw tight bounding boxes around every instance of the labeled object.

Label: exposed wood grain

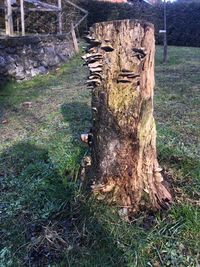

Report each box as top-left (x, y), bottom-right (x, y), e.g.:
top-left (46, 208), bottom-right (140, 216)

top-left (83, 20), bottom-right (172, 215)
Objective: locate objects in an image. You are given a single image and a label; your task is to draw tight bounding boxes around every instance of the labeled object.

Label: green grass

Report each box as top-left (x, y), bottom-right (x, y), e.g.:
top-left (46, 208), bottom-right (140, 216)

top-left (0, 46), bottom-right (199, 266)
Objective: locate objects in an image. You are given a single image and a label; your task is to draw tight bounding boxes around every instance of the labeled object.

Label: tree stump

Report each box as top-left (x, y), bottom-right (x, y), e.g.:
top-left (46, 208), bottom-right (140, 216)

top-left (82, 20), bottom-right (172, 215)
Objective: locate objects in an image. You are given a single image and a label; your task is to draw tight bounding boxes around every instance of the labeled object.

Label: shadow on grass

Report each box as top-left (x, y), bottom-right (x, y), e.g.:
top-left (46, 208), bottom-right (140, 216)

top-left (61, 101), bottom-right (91, 130)
top-left (0, 141), bottom-right (128, 267)
top-left (1, 108), bottom-right (199, 266)
top-left (0, 141), bottom-right (71, 265)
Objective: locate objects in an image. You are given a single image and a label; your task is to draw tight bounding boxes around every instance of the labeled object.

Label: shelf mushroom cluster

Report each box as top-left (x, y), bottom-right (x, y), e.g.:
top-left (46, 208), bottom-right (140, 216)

top-left (82, 52), bottom-right (103, 87)
top-left (82, 34), bottom-right (116, 89)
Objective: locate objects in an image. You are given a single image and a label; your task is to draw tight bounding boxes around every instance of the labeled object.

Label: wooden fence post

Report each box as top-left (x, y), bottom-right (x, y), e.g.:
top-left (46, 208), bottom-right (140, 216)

top-left (58, 0), bottom-right (62, 34)
top-left (20, 0), bottom-right (25, 36)
top-left (5, 0), bottom-right (13, 36)
top-left (71, 22), bottom-right (79, 54)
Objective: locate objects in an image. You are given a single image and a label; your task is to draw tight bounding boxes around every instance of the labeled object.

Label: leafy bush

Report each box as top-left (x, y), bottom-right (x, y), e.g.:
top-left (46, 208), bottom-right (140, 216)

top-left (79, 0), bottom-right (200, 47)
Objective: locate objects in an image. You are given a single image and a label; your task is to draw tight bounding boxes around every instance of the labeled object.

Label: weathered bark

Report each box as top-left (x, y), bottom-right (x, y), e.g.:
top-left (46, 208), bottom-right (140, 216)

top-left (82, 20), bottom-right (172, 215)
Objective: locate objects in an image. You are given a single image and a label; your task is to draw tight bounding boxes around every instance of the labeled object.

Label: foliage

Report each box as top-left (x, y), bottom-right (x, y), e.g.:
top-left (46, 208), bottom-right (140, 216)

top-left (79, 0), bottom-right (200, 47)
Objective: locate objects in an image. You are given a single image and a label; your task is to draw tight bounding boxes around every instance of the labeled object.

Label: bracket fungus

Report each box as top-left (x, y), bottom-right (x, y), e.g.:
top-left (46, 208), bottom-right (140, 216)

top-left (80, 133), bottom-right (89, 144)
top-left (132, 47), bottom-right (147, 59)
top-left (88, 62), bottom-right (103, 69)
top-left (101, 44), bottom-right (114, 52)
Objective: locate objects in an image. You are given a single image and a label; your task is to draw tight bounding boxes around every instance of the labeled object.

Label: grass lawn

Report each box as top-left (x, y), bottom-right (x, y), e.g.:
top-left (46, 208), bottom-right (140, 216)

top-left (0, 46), bottom-right (199, 267)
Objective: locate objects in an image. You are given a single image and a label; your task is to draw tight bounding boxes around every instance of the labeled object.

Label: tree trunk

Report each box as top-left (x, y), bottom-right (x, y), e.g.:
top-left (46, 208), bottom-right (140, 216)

top-left (82, 20), bottom-right (172, 215)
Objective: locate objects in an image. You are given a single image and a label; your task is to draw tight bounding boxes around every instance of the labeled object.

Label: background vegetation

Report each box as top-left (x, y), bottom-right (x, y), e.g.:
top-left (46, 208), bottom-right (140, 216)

top-left (1, 0), bottom-right (200, 47)
top-left (80, 0), bottom-right (200, 47)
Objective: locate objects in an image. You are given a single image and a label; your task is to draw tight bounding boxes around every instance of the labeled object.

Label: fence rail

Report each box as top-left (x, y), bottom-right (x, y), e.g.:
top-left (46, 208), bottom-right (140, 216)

top-left (0, 0), bottom-right (88, 37)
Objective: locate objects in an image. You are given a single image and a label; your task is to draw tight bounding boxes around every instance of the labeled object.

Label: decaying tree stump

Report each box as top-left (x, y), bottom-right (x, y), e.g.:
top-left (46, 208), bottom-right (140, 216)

top-left (82, 20), bottom-right (172, 215)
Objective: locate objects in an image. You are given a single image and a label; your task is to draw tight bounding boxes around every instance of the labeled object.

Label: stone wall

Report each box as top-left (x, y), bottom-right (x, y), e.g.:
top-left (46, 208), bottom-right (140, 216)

top-left (0, 34), bottom-right (75, 82)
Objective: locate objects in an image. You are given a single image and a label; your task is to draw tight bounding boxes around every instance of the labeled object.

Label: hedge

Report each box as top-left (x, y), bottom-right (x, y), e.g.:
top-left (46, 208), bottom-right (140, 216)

top-left (79, 0), bottom-right (200, 47)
